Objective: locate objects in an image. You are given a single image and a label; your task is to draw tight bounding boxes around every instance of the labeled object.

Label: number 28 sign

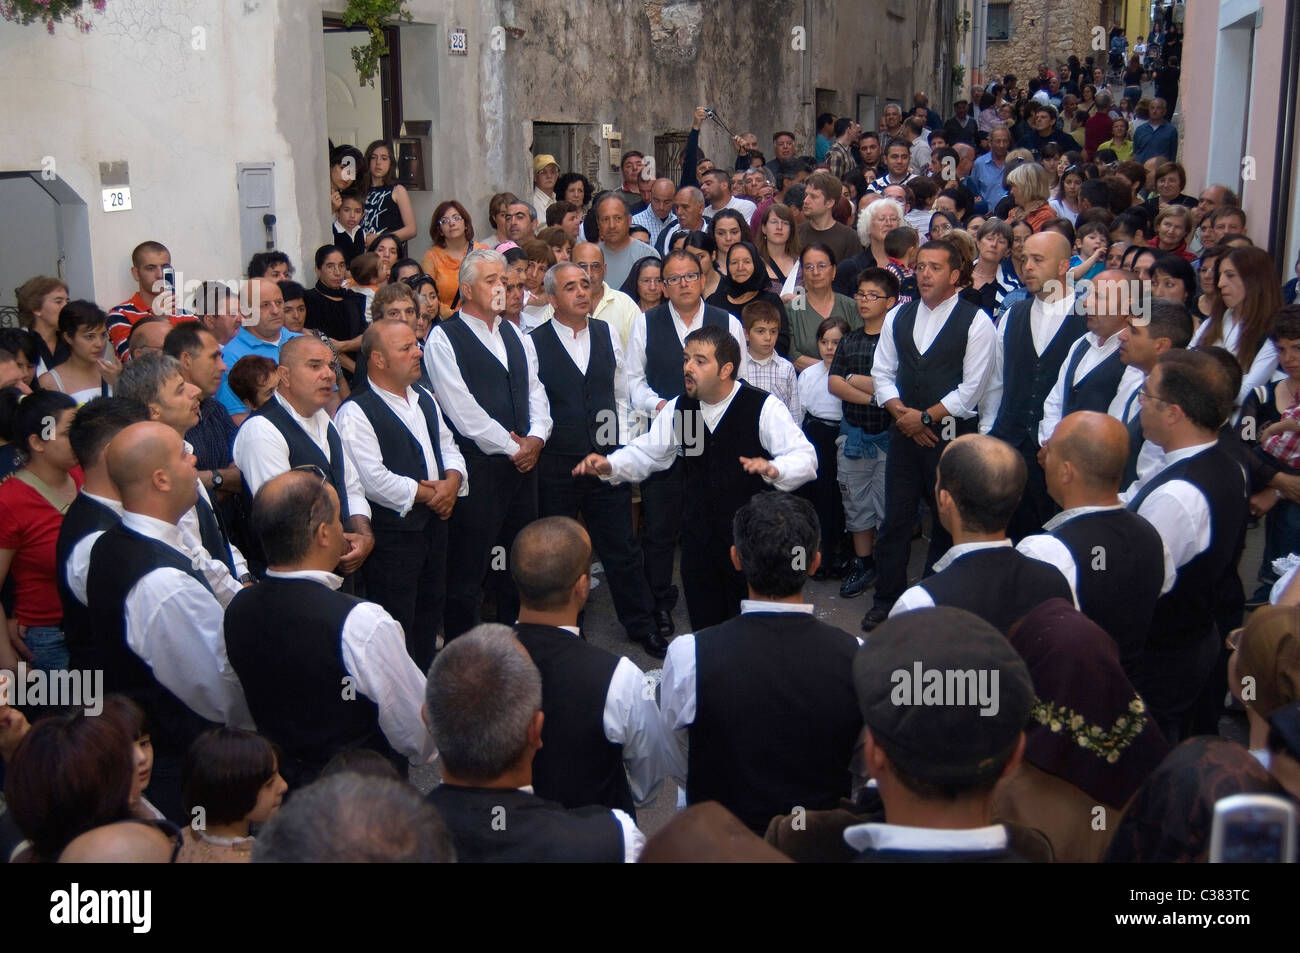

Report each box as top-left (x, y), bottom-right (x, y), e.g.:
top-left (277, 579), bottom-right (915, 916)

top-left (101, 187), bottom-right (132, 212)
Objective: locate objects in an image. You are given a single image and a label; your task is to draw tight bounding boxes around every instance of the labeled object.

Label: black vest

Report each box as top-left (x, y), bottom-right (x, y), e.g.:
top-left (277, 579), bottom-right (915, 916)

top-left (223, 577), bottom-right (397, 772)
top-left (86, 524), bottom-right (218, 757)
top-left (893, 296), bottom-right (980, 413)
top-left (343, 386), bottom-right (447, 533)
top-left (426, 785), bottom-right (625, 863)
top-left (918, 546), bottom-right (1075, 634)
top-left (688, 611), bottom-right (863, 832)
top-left (193, 491), bottom-right (236, 575)
top-left (990, 299), bottom-right (1087, 447)
top-left (1126, 447), bottom-right (1247, 713)
top-left (678, 383), bottom-right (771, 548)
top-left (1051, 509), bottom-right (1165, 675)
top-left (514, 623), bottom-right (633, 815)
top-left (438, 314), bottom-right (530, 456)
top-left (1061, 340), bottom-right (1126, 417)
top-left (1119, 384), bottom-right (1145, 491)
top-left (56, 493), bottom-right (120, 671)
top-left (254, 395), bottom-right (351, 521)
top-left (642, 304), bottom-right (729, 399)
top-left (531, 319), bottom-right (620, 456)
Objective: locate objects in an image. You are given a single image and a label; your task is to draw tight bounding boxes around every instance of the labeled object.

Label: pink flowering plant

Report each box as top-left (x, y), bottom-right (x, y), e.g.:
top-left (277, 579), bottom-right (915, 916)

top-left (1, 0), bottom-right (105, 34)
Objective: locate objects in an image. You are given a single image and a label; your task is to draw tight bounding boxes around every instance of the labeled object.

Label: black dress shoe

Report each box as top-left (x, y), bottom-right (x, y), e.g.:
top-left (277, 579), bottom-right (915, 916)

top-left (653, 608), bottom-right (675, 638)
top-left (633, 630), bottom-right (670, 659)
top-left (860, 605), bottom-right (890, 632)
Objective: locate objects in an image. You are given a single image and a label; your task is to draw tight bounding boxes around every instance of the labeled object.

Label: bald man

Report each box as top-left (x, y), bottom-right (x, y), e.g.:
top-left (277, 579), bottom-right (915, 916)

top-left (889, 435), bottom-right (1073, 632)
top-left (1018, 411), bottom-right (1169, 679)
top-left (216, 277), bottom-right (302, 417)
top-left (59, 821), bottom-right (176, 863)
top-left (335, 320), bottom-right (466, 670)
top-left (233, 333), bottom-right (374, 577)
top-left (980, 231), bottom-right (1087, 539)
top-left (632, 177), bottom-right (679, 248)
top-left (88, 421), bottom-right (253, 821)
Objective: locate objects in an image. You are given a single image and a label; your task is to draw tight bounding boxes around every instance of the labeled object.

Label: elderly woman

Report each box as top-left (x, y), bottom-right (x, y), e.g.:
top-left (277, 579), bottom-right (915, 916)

top-left (962, 219), bottom-right (1018, 320)
top-left (857, 197), bottom-right (905, 272)
top-left (1145, 161), bottom-right (1198, 214)
top-left (1150, 205), bottom-right (1196, 262)
top-left (1099, 117), bottom-right (1134, 161)
top-left (1006, 162), bottom-right (1056, 233)
top-left (14, 276), bottom-right (70, 375)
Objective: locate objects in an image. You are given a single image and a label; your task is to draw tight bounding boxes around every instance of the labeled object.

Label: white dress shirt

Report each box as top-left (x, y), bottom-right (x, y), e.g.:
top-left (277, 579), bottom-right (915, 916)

top-left (702, 195), bottom-right (758, 221)
top-left (535, 317), bottom-right (633, 445)
top-left (423, 310), bottom-right (552, 457)
top-left (262, 569), bottom-right (436, 765)
top-left (233, 392), bottom-right (372, 519)
top-left (1192, 310), bottom-right (1281, 407)
top-left (625, 301), bottom-right (747, 418)
top-left (797, 361), bottom-right (841, 421)
top-left (532, 284), bottom-right (642, 349)
top-left (872, 292), bottom-right (996, 419)
top-left (1107, 366), bottom-right (1164, 485)
top-left (115, 511), bottom-right (254, 729)
top-left (334, 382), bottom-right (468, 518)
top-left (1126, 440), bottom-right (1229, 585)
top-left (843, 822), bottom-right (1008, 854)
top-left (65, 492), bottom-right (125, 607)
top-left (602, 380), bottom-right (818, 492)
top-left (1017, 504), bottom-right (1175, 604)
top-left (978, 294), bottom-right (1077, 434)
top-left (1037, 329), bottom-right (1123, 446)
top-left (545, 625), bottom-right (672, 806)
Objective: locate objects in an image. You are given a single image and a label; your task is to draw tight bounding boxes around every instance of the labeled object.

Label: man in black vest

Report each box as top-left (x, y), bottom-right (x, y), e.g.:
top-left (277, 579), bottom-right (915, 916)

top-left (862, 240), bottom-right (998, 631)
top-left (115, 351), bottom-right (251, 586)
top-left (424, 624), bottom-right (642, 862)
top-left (57, 397), bottom-right (148, 671)
top-left (532, 263), bottom-right (662, 655)
top-left (624, 249), bottom-right (746, 638)
top-left (224, 470), bottom-right (435, 789)
top-left (233, 334), bottom-right (375, 579)
top-left (1112, 298), bottom-right (1193, 491)
top-left (1126, 350), bottom-right (1248, 741)
top-left (1018, 411), bottom-right (1167, 680)
top-left (423, 249), bottom-right (553, 640)
top-left (1036, 269), bottom-right (1132, 448)
top-left (980, 232), bottom-right (1086, 540)
top-left (511, 516), bottom-right (669, 814)
top-left (576, 325), bottom-right (817, 631)
top-left (846, 607), bottom-right (1034, 862)
top-left (88, 422), bottom-right (254, 820)
top-left (335, 320), bottom-right (466, 670)
top-left (659, 492), bottom-right (861, 833)
top-left (890, 434), bottom-right (1074, 632)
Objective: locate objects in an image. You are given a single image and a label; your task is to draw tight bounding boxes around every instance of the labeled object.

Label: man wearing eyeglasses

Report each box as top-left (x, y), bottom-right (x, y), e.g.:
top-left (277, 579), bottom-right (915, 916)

top-left (1123, 349), bottom-right (1248, 742)
top-left (531, 243), bottom-right (642, 349)
top-left (624, 251), bottom-right (747, 638)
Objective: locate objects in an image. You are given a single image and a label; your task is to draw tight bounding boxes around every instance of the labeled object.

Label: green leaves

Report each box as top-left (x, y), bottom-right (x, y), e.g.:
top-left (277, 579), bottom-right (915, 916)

top-left (341, 0), bottom-right (414, 87)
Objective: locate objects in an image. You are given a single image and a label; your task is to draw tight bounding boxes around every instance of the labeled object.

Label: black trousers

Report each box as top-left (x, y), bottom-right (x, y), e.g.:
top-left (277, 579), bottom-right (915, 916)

top-left (444, 454), bottom-right (538, 640)
top-left (680, 527), bottom-right (748, 631)
top-left (363, 516), bottom-right (449, 672)
top-left (1007, 437), bottom-right (1060, 542)
top-left (872, 423), bottom-right (964, 609)
top-left (538, 452), bottom-right (656, 640)
top-left (798, 416), bottom-right (844, 565)
top-left (639, 458), bottom-right (684, 610)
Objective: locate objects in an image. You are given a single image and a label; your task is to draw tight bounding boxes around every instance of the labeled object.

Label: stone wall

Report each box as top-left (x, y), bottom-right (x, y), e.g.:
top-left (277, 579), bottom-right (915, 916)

top-left (985, 0), bottom-right (1104, 83)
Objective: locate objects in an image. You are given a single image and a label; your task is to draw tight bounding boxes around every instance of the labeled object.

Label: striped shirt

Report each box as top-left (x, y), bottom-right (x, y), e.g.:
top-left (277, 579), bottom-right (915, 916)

top-left (106, 292), bottom-right (192, 359)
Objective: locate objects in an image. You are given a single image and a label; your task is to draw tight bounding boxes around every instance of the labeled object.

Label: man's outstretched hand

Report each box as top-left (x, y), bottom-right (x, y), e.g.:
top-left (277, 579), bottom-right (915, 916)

top-left (573, 454), bottom-right (613, 478)
top-left (739, 456), bottom-right (779, 480)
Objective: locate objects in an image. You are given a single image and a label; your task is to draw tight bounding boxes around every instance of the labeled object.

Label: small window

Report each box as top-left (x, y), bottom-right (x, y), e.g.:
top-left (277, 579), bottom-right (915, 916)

top-left (989, 2), bottom-right (1012, 41)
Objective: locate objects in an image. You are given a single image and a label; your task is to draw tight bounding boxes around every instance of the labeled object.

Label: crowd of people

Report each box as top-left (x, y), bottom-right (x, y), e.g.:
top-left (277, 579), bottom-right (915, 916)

top-left (3, 47), bottom-right (1300, 864)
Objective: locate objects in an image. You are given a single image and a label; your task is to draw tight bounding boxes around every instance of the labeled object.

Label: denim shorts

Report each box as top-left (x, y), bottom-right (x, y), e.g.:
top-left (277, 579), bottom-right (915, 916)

top-left (22, 625), bottom-right (69, 674)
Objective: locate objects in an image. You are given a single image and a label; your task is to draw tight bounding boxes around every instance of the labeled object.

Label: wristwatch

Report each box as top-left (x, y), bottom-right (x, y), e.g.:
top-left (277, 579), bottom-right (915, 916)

top-left (845, 374), bottom-right (855, 384)
top-left (211, 471), bottom-right (224, 488)
top-left (920, 411), bottom-right (933, 427)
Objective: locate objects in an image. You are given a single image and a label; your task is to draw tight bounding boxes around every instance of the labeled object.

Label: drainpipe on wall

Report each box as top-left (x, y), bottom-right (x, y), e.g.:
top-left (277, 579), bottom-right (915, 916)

top-left (801, 0), bottom-right (812, 145)
top-left (1269, 0), bottom-right (1299, 271)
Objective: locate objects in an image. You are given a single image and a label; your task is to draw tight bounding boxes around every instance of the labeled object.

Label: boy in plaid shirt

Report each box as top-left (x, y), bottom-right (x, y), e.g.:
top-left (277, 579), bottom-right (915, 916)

top-left (738, 300), bottom-right (800, 422)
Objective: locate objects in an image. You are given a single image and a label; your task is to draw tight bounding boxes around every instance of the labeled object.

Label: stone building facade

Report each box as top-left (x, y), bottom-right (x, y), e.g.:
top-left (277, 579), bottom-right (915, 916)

top-left (984, 0), bottom-right (1111, 82)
